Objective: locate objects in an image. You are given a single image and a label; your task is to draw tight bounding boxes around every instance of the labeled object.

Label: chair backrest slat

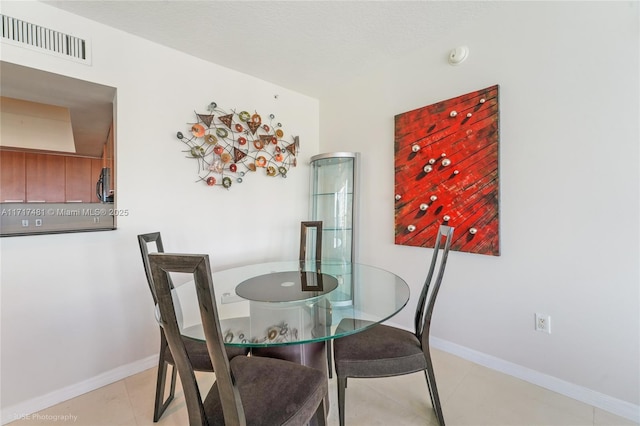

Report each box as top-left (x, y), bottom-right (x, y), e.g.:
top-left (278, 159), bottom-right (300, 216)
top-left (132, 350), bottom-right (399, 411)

top-left (138, 232), bottom-right (174, 304)
top-left (190, 255), bottom-right (246, 425)
top-left (414, 225), bottom-right (454, 343)
top-left (300, 221), bottom-right (323, 264)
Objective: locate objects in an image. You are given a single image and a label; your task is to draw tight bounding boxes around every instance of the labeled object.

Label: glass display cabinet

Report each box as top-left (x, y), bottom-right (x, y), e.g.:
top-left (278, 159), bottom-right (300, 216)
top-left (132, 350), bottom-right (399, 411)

top-left (309, 152), bottom-right (360, 305)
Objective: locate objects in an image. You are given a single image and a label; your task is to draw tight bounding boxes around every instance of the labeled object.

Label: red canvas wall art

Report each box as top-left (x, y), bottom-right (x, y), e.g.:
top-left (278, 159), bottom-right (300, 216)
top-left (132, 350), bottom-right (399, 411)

top-left (394, 85), bottom-right (500, 256)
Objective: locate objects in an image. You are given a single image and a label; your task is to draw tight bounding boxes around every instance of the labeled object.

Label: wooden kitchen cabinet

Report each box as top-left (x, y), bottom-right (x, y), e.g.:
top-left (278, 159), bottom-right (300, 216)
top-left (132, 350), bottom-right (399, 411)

top-left (25, 153), bottom-right (65, 202)
top-left (2, 151), bottom-right (104, 203)
top-left (65, 156), bottom-right (93, 202)
top-left (0, 150), bottom-right (26, 202)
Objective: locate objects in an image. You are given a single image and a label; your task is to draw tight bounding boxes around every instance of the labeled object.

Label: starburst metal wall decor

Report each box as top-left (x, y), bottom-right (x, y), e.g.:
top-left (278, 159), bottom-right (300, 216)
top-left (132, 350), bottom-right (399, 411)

top-left (394, 85), bottom-right (500, 256)
top-left (176, 101), bottom-right (299, 190)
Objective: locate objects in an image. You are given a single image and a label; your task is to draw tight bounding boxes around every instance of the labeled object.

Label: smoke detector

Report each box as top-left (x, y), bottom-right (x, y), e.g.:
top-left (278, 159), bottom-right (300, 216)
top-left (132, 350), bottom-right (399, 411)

top-left (448, 46), bottom-right (469, 65)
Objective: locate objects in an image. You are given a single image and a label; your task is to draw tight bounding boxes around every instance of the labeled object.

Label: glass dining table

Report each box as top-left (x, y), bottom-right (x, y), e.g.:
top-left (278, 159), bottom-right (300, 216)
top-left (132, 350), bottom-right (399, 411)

top-left (171, 260), bottom-right (410, 375)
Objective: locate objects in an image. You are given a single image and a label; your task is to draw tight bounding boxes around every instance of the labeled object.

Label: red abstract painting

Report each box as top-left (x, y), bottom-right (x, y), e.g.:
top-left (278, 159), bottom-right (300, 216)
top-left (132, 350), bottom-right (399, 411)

top-left (394, 85), bottom-right (500, 256)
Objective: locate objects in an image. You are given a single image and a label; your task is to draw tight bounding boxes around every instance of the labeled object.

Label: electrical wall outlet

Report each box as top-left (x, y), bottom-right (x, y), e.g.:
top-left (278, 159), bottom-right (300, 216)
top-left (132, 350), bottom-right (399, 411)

top-left (535, 313), bottom-right (551, 334)
top-left (220, 292), bottom-right (243, 304)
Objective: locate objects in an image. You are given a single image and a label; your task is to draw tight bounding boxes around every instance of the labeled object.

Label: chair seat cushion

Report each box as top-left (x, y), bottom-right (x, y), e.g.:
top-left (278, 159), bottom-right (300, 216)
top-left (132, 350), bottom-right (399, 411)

top-left (334, 319), bottom-right (427, 378)
top-left (203, 355), bottom-right (327, 425)
top-left (164, 336), bottom-right (248, 371)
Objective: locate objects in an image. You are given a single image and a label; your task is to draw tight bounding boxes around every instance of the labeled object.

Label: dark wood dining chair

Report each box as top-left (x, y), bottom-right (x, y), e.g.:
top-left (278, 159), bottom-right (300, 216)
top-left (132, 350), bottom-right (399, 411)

top-left (148, 252), bottom-right (328, 426)
top-left (137, 232), bottom-right (247, 422)
top-left (300, 221), bottom-right (323, 264)
top-left (300, 221), bottom-right (335, 378)
top-left (332, 224), bottom-right (454, 426)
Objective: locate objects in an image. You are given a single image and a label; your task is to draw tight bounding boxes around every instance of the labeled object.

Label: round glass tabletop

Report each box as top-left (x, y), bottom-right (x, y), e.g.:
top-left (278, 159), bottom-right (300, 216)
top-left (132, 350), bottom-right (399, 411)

top-left (174, 260), bottom-right (409, 348)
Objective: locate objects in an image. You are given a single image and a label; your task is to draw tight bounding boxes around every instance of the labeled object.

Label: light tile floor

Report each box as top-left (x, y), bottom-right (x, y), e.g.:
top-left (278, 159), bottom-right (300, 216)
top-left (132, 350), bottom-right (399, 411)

top-left (7, 349), bottom-right (638, 426)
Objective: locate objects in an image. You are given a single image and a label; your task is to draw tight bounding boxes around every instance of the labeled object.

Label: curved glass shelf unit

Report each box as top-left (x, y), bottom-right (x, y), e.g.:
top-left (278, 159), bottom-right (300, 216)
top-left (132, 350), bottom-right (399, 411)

top-left (309, 152), bottom-right (360, 306)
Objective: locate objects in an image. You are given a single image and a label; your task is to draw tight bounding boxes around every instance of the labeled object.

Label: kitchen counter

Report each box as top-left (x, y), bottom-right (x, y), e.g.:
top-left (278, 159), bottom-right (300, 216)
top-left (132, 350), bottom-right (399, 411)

top-left (0, 202), bottom-right (116, 236)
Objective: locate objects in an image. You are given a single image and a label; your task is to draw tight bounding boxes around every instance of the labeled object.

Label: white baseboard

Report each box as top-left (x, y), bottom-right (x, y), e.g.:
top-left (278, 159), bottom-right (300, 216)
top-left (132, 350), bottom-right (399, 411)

top-left (3, 339), bottom-right (639, 425)
top-left (430, 336), bottom-right (640, 424)
top-left (1, 355), bottom-right (158, 425)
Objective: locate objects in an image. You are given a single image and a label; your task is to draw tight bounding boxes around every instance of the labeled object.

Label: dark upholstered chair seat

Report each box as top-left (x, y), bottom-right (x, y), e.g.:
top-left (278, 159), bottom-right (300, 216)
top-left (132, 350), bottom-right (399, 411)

top-left (203, 355), bottom-right (327, 425)
top-left (163, 336), bottom-right (247, 370)
top-left (162, 337), bottom-right (211, 370)
top-left (334, 321), bottom-right (427, 378)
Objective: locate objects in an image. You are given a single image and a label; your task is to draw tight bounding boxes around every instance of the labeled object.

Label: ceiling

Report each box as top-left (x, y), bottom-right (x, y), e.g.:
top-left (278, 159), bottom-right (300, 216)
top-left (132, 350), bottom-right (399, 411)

top-left (42, 1), bottom-right (496, 98)
top-left (3, 1), bottom-right (496, 157)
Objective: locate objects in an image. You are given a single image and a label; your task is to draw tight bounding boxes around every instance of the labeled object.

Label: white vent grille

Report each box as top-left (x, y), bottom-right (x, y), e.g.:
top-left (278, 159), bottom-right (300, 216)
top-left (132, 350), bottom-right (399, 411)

top-left (1, 14), bottom-right (89, 63)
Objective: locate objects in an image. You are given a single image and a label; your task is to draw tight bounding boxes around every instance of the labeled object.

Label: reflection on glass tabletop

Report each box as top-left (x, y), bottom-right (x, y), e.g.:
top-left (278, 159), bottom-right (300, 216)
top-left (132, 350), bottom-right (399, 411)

top-left (173, 261), bottom-right (409, 347)
top-left (235, 270), bottom-right (339, 302)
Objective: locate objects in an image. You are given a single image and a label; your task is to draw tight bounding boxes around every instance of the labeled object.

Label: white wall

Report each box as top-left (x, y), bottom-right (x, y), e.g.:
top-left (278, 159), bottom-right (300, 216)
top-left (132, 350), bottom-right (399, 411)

top-left (319, 0), bottom-right (639, 418)
top-left (0, 2), bottom-right (319, 422)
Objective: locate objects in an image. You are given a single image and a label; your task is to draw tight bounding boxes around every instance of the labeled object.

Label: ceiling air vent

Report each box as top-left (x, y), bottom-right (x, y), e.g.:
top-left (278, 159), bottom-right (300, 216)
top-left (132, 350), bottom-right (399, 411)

top-left (1, 14), bottom-right (90, 64)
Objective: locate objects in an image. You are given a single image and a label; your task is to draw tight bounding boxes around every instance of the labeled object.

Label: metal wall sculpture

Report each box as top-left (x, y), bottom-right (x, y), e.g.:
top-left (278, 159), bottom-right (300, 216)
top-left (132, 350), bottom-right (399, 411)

top-left (176, 101), bottom-right (298, 190)
top-left (394, 85), bottom-right (500, 256)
